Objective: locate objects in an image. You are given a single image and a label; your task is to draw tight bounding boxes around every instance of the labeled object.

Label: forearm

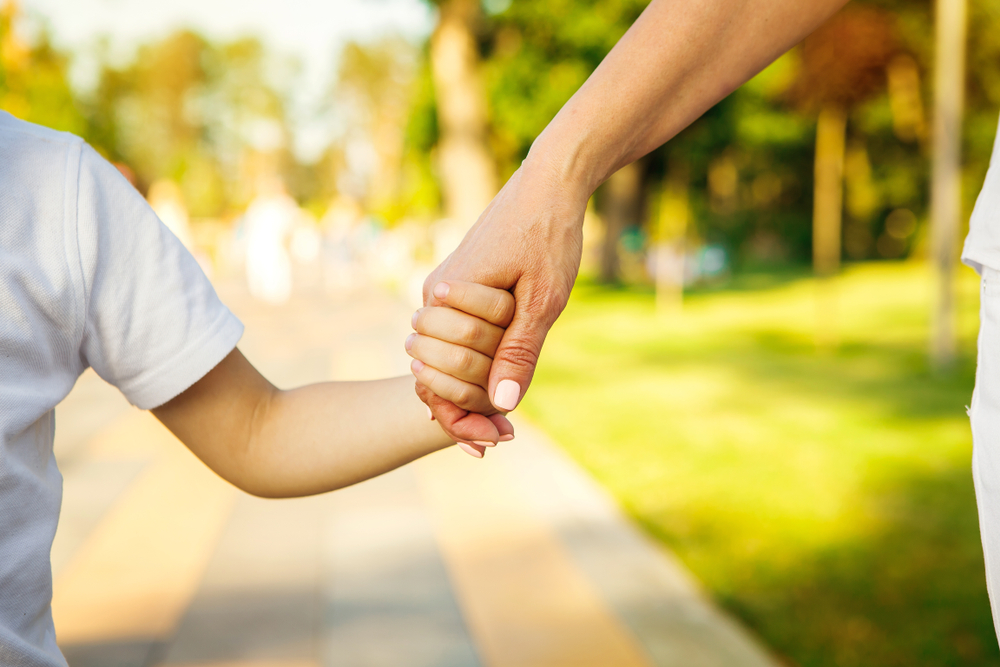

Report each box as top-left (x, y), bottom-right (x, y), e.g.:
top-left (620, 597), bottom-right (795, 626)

top-left (528, 0), bottom-right (849, 196)
top-left (153, 350), bottom-right (452, 498)
top-left (245, 376), bottom-right (450, 497)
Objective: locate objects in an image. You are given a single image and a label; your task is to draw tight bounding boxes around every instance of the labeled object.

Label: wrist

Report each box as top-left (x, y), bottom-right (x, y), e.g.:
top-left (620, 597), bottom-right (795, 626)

top-left (523, 127), bottom-right (602, 207)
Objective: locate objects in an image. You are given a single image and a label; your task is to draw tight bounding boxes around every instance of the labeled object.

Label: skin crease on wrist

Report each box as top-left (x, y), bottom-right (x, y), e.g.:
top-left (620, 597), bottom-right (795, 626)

top-left (419, 0), bottom-right (849, 443)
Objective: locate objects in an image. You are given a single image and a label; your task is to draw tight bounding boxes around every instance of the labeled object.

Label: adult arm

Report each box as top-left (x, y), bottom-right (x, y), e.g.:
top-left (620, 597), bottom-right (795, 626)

top-left (422, 0), bottom-right (850, 427)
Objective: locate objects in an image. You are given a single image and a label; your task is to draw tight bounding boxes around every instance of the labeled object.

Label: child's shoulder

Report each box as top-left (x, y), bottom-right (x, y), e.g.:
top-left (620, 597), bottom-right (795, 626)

top-left (0, 110), bottom-right (82, 149)
top-left (0, 112), bottom-right (94, 204)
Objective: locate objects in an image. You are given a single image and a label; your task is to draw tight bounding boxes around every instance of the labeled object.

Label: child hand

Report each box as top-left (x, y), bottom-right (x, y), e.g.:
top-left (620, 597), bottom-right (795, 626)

top-left (406, 280), bottom-right (514, 417)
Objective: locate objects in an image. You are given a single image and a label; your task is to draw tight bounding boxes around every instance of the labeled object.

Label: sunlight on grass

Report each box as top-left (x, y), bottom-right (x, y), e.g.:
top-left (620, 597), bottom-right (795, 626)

top-left (523, 261), bottom-right (995, 666)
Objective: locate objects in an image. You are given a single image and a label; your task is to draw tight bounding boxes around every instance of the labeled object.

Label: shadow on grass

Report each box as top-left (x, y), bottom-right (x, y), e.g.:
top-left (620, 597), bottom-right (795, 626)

top-left (691, 463), bottom-right (996, 667)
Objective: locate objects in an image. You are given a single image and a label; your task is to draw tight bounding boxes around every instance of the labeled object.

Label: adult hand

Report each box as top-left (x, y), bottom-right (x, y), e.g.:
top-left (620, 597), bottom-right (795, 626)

top-left (416, 0), bottom-right (850, 451)
top-left (419, 159), bottom-right (588, 445)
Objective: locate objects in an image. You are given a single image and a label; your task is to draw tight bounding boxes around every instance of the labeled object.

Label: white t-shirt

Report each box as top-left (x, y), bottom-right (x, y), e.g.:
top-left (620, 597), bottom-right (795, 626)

top-left (0, 112), bottom-right (243, 666)
top-left (964, 114), bottom-right (1000, 273)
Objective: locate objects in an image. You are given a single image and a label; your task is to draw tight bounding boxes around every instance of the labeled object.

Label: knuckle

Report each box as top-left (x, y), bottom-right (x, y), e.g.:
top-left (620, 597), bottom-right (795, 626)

top-left (458, 320), bottom-right (481, 346)
top-left (417, 363), bottom-right (438, 386)
top-left (452, 345), bottom-right (475, 371)
top-left (518, 279), bottom-right (570, 327)
top-left (453, 385), bottom-right (474, 409)
top-left (498, 338), bottom-right (540, 370)
top-left (494, 292), bottom-right (515, 324)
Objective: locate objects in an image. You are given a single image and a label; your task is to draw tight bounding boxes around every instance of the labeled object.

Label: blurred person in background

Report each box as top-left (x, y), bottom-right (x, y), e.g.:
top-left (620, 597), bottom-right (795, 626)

top-left (147, 178), bottom-right (217, 280)
top-left (147, 179), bottom-right (193, 249)
top-left (243, 175), bottom-right (297, 305)
top-left (409, 0), bottom-right (1000, 644)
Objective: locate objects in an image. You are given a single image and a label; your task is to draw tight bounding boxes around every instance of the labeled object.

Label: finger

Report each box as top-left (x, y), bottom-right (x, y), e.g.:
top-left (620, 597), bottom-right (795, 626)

top-left (431, 280), bottom-right (515, 328)
top-left (411, 359), bottom-right (495, 414)
top-left (412, 307), bottom-right (505, 358)
top-left (457, 442), bottom-right (487, 458)
top-left (422, 260), bottom-right (450, 307)
top-left (488, 280), bottom-right (567, 412)
top-left (416, 383), bottom-right (499, 449)
top-left (406, 334), bottom-right (492, 387)
top-left (488, 413), bottom-right (515, 442)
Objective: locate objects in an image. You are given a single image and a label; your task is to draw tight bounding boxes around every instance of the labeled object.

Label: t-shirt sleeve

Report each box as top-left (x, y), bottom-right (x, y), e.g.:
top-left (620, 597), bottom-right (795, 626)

top-left (76, 143), bottom-right (244, 409)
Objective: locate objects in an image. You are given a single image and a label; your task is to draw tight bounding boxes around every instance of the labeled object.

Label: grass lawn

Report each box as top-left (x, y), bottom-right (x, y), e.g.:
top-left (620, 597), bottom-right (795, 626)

top-left (522, 261), bottom-right (995, 666)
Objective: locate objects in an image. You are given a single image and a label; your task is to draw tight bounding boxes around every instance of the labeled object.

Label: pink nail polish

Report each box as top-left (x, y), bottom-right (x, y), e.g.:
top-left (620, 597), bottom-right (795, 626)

top-left (433, 282), bottom-right (450, 300)
top-left (473, 440), bottom-right (496, 448)
top-left (457, 442), bottom-right (483, 458)
top-left (498, 434), bottom-right (515, 442)
top-left (494, 379), bottom-right (521, 411)
top-left (405, 333), bottom-right (415, 351)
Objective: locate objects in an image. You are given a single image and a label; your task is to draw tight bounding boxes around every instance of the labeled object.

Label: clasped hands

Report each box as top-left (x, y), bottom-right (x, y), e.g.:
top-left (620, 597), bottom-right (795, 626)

top-left (405, 280), bottom-right (516, 458)
top-left (404, 162), bottom-right (588, 457)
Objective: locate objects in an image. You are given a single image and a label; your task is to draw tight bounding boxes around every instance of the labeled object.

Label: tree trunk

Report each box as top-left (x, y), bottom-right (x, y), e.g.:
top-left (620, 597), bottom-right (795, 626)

top-left (930, 0), bottom-right (967, 370)
top-left (654, 162), bottom-right (689, 314)
top-left (599, 162), bottom-right (642, 283)
top-left (430, 0), bottom-right (497, 227)
top-left (813, 105), bottom-right (847, 277)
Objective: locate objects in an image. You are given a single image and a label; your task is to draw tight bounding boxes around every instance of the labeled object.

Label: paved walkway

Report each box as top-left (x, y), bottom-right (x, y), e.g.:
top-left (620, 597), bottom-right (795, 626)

top-left (50, 282), bottom-right (779, 667)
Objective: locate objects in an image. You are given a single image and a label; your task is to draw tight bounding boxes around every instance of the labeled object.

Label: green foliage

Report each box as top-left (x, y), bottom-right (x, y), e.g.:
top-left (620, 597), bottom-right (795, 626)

top-left (0, 10), bottom-right (86, 137)
top-left (331, 37), bottom-right (428, 222)
top-left (523, 262), bottom-right (993, 666)
top-left (84, 31), bottom-right (292, 216)
top-left (407, 0), bottom-right (1000, 268)
top-left (398, 56), bottom-right (443, 218)
top-left (478, 0), bottom-right (646, 177)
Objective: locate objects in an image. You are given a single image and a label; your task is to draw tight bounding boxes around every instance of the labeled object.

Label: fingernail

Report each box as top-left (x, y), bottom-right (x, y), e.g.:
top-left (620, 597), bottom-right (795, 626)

top-left (411, 310), bottom-right (419, 328)
top-left (473, 440), bottom-right (496, 448)
top-left (426, 405), bottom-right (434, 420)
top-left (410, 359), bottom-right (425, 374)
top-left (494, 379), bottom-right (521, 411)
top-left (433, 282), bottom-right (450, 300)
top-left (405, 333), bottom-right (415, 351)
top-left (457, 442), bottom-right (483, 458)
top-left (498, 434), bottom-right (514, 442)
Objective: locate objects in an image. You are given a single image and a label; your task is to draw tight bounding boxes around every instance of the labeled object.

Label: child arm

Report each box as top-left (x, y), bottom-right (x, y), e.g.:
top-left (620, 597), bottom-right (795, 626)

top-left (150, 282), bottom-right (515, 497)
top-left (151, 352), bottom-right (455, 497)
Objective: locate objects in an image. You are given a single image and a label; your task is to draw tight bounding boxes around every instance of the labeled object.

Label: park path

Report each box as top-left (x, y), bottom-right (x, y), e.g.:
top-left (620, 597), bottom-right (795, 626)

top-left (49, 280), bottom-right (780, 667)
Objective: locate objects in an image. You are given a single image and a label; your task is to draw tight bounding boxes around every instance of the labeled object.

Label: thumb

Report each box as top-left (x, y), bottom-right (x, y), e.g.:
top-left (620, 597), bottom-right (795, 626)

top-left (488, 294), bottom-right (557, 412)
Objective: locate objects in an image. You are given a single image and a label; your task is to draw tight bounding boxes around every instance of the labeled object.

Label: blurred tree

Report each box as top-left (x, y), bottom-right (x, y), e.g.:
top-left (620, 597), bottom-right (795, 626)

top-left (85, 31), bottom-right (292, 216)
top-left (652, 159), bottom-right (690, 313)
top-left (330, 38), bottom-right (419, 219)
top-left (401, 0), bottom-right (1000, 283)
top-left (398, 55), bottom-right (443, 219)
top-left (0, 0), bottom-right (86, 136)
top-left (600, 161), bottom-right (643, 282)
top-left (428, 0), bottom-right (498, 227)
top-left (788, 6), bottom-right (901, 277)
top-left (930, 0), bottom-right (968, 369)
top-left (477, 0), bottom-right (648, 281)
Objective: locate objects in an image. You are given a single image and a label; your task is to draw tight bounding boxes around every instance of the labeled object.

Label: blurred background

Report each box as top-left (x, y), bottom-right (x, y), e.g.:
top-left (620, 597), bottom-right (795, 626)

top-left (5, 0), bottom-right (1000, 664)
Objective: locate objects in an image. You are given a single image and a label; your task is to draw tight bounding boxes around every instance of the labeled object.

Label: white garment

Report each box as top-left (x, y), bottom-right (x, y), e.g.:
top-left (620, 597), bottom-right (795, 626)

top-left (962, 114), bottom-right (1000, 643)
top-left (0, 112), bottom-right (243, 666)
top-left (963, 114), bottom-right (1000, 274)
top-left (971, 268), bottom-right (1000, 639)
